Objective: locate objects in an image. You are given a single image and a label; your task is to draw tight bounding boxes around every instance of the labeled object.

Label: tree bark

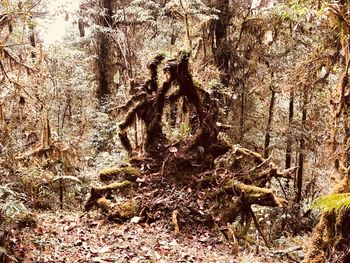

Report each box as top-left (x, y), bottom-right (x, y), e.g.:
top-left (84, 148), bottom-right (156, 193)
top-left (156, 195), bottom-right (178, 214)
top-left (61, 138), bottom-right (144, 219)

top-left (96, 0), bottom-right (115, 99)
top-left (179, 0), bottom-right (192, 48)
top-left (285, 89), bottom-right (294, 169)
top-left (239, 86), bottom-right (245, 143)
top-left (28, 17), bottom-right (36, 59)
top-left (78, 18), bottom-right (85, 37)
top-left (211, 0), bottom-right (230, 85)
top-left (296, 89), bottom-right (307, 203)
top-left (263, 87), bottom-right (275, 158)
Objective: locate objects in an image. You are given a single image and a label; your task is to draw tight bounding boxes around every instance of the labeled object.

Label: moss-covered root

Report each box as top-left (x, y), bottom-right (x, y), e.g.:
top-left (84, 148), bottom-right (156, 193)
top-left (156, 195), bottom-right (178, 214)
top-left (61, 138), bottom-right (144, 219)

top-left (99, 167), bottom-right (141, 182)
top-left (217, 179), bottom-right (287, 229)
top-left (223, 179), bottom-right (286, 207)
top-left (303, 209), bottom-right (350, 263)
top-left (85, 180), bottom-right (133, 211)
top-left (301, 216), bottom-right (327, 263)
top-left (216, 145), bottom-right (296, 183)
top-left (95, 198), bottom-right (140, 222)
top-left (303, 176), bottom-right (350, 263)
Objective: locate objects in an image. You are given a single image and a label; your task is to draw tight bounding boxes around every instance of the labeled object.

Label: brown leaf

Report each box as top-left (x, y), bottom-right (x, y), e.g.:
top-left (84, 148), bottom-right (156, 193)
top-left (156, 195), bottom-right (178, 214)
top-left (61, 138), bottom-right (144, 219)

top-left (168, 146), bottom-right (178, 153)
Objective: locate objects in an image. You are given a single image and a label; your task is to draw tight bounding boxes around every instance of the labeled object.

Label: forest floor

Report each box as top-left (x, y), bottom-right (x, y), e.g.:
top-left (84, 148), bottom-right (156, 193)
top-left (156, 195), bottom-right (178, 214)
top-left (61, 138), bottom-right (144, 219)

top-left (11, 211), bottom-right (305, 263)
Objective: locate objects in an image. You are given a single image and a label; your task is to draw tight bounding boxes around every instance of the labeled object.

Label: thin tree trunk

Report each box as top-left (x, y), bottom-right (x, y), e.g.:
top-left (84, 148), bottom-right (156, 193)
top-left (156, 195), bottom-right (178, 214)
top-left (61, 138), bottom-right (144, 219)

top-left (211, 0), bottom-right (230, 85)
top-left (122, 3), bottom-right (133, 79)
top-left (179, 0), bottom-right (192, 48)
top-left (0, 103), bottom-right (4, 127)
top-left (264, 87), bottom-right (276, 158)
top-left (97, 0), bottom-right (115, 99)
top-left (61, 95), bottom-right (72, 131)
top-left (28, 17), bottom-right (36, 59)
top-left (78, 18), bottom-right (85, 37)
top-left (202, 28), bottom-right (207, 58)
top-left (285, 89), bottom-right (294, 169)
top-left (296, 89), bottom-right (307, 203)
top-left (239, 86), bottom-right (245, 143)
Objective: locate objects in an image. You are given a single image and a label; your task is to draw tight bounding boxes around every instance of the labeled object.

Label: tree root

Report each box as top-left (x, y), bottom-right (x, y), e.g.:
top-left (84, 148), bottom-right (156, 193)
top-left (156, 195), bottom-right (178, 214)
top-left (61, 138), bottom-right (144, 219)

top-left (84, 52), bottom-right (295, 250)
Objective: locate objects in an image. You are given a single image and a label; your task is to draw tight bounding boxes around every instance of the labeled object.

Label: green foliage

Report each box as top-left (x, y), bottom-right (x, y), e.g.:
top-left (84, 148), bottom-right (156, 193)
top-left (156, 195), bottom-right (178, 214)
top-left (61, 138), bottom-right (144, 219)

top-left (311, 193), bottom-right (350, 213)
top-left (113, 0), bottom-right (218, 26)
top-left (19, 166), bottom-right (50, 208)
top-left (113, 0), bottom-right (161, 24)
top-left (273, 0), bottom-right (315, 21)
top-left (179, 123), bottom-right (191, 138)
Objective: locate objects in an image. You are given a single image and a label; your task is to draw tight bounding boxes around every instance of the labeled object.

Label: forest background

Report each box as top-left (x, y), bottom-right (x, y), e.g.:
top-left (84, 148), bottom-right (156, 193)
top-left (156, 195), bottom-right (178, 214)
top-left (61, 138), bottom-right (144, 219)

top-left (1, 0), bottom-right (350, 262)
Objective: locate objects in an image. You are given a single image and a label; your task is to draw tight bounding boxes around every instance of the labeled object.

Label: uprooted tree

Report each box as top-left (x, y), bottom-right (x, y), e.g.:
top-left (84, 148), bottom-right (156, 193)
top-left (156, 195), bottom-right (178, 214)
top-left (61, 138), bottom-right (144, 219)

top-left (85, 51), bottom-right (295, 246)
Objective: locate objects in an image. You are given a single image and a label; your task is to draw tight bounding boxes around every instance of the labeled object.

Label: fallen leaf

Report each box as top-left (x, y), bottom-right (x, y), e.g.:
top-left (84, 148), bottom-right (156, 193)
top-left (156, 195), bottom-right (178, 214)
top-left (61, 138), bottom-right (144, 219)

top-left (168, 146), bottom-right (178, 153)
top-left (74, 240), bottom-right (83, 246)
top-left (64, 223), bottom-right (77, 232)
top-left (158, 240), bottom-right (167, 246)
top-left (92, 257), bottom-right (102, 262)
top-left (169, 239), bottom-right (178, 246)
top-left (98, 246), bottom-right (110, 254)
top-left (130, 216), bottom-right (142, 224)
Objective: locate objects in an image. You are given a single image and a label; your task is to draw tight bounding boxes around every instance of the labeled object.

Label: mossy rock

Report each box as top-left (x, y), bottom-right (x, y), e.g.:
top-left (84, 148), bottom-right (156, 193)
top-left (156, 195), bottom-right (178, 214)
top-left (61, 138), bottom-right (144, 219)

top-left (95, 180), bottom-right (133, 193)
top-left (95, 198), bottom-right (140, 222)
top-left (108, 200), bottom-right (141, 222)
top-left (99, 167), bottom-right (141, 182)
top-left (85, 180), bottom-right (133, 211)
top-left (96, 197), bottom-right (114, 214)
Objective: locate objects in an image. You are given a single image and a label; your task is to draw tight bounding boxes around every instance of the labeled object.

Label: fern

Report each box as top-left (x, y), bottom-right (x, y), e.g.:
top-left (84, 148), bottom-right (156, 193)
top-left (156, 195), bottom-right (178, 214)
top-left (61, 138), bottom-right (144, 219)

top-left (311, 193), bottom-right (350, 213)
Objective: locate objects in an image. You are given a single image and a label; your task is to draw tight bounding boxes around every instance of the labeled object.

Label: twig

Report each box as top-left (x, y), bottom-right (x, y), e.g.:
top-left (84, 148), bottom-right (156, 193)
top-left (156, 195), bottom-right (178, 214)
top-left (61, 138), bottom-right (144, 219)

top-left (0, 42), bottom-right (31, 48)
top-left (235, 5), bottom-right (252, 50)
top-left (270, 246), bottom-right (303, 255)
top-left (275, 177), bottom-right (288, 200)
top-left (172, 210), bottom-right (180, 235)
top-left (0, 61), bottom-right (11, 81)
top-left (249, 207), bottom-right (270, 248)
top-left (248, 155), bottom-right (271, 173)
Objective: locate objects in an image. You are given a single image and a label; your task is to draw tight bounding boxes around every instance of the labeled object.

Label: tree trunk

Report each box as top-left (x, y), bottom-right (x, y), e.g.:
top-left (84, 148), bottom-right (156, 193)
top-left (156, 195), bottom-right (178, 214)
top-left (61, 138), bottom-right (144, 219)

top-left (96, 0), bottom-right (115, 99)
top-left (263, 87), bottom-right (275, 158)
top-left (211, 0), bottom-right (230, 85)
top-left (296, 89), bottom-right (307, 203)
top-left (179, 0), bottom-right (192, 48)
top-left (78, 18), bottom-right (85, 37)
top-left (285, 89), bottom-right (294, 169)
top-left (239, 87), bottom-right (245, 143)
top-left (28, 17), bottom-right (36, 59)
top-left (0, 103), bottom-right (4, 127)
